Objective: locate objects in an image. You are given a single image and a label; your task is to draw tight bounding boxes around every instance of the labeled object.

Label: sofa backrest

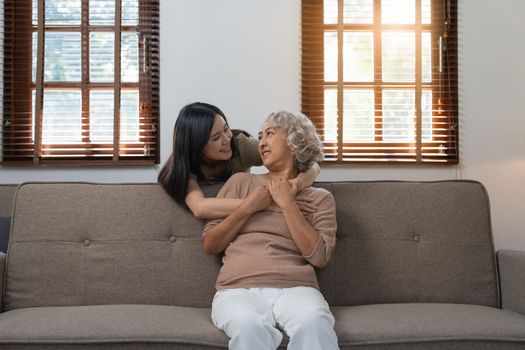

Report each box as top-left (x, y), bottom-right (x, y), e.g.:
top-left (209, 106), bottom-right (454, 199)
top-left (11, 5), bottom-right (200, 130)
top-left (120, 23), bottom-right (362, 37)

top-left (315, 181), bottom-right (498, 308)
top-left (2, 181), bottom-right (499, 311)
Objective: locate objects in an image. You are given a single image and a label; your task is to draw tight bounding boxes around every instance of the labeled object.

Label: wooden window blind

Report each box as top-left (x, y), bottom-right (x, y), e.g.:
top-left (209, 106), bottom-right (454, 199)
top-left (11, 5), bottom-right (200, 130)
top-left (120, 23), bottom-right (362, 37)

top-left (1, 0), bottom-right (159, 165)
top-left (302, 0), bottom-right (458, 163)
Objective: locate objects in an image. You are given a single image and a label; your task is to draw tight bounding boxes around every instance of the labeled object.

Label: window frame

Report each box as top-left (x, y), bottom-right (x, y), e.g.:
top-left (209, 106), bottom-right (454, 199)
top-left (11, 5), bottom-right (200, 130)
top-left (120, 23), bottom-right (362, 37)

top-left (1, 0), bottom-right (160, 166)
top-left (301, 0), bottom-right (458, 164)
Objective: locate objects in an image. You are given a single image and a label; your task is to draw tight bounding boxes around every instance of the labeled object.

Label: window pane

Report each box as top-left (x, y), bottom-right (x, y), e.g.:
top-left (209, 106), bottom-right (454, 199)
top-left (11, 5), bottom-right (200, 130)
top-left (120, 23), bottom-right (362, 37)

top-left (422, 32), bottom-right (431, 83)
top-left (344, 0), bottom-right (373, 24)
top-left (32, 90), bottom-right (82, 144)
top-left (343, 90), bottom-right (375, 141)
top-left (122, 33), bottom-right (139, 83)
top-left (90, 90), bottom-right (114, 142)
top-left (343, 32), bottom-right (374, 82)
top-left (32, 33), bottom-right (37, 82)
top-left (44, 32), bottom-right (82, 82)
top-left (90, 91), bottom-right (140, 143)
top-left (324, 0), bottom-right (338, 24)
top-left (324, 89), bottom-right (338, 142)
top-left (422, 90), bottom-right (432, 141)
top-left (121, 91), bottom-right (140, 142)
top-left (382, 0), bottom-right (415, 24)
top-left (38, 0), bottom-right (82, 25)
top-left (90, 32), bottom-right (115, 82)
top-left (90, 0), bottom-right (115, 25)
top-left (324, 32), bottom-right (338, 82)
top-left (382, 90), bottom-right (415, 141)
top-left (122, 0), bottom-right (139, 26)
top-left (32, 0), bottom-right (37, 26)
top-left (422, 0), bottom-right (431, 24)
top-left (382, 32), bottom-right (415, 82)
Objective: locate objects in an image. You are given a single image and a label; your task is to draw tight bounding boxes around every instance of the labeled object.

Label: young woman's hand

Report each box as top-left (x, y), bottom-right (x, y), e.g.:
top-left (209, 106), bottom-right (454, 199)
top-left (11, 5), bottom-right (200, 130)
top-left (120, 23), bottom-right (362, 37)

top-left (268, 177), bottom-right (296, 209)
top-left (288, 163), bottom-right (320, 193)
top-left (287, 178), bottom-right (301, 196)
top-left (295, 199), bottom-right (317, 213)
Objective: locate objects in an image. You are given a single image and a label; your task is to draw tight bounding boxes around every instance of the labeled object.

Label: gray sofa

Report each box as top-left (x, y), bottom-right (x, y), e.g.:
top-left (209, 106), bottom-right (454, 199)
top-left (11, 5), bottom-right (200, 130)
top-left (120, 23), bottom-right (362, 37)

top-left (0, 181), bottom-right (524, 349)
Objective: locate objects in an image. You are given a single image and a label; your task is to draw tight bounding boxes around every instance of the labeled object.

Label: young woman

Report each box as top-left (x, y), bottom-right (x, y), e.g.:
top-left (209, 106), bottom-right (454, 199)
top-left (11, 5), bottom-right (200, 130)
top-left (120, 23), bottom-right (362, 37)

top-left (158, 102), bottom-right (320, 219)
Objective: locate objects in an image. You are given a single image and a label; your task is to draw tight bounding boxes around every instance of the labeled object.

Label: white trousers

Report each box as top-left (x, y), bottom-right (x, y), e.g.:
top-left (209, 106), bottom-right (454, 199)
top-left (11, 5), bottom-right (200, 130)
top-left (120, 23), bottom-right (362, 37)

top-left (211, 286), bottom-right (339, 350)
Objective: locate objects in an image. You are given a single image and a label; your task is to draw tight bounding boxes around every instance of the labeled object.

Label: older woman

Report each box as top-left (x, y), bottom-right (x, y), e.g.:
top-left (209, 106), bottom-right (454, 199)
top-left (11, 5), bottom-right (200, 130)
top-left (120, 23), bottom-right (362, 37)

top-left (202, 111), bottom-right (339, 350)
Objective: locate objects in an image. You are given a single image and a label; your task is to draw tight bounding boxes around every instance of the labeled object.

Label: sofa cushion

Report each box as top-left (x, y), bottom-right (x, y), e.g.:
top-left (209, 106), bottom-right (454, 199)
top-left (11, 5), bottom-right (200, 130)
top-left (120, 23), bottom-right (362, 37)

top-left (333, 303), bottom-right (525, 349)
top-left (316, 181), bottom-right (498, 308)
top-left (0, 305), bottom-right (228, 349)
top-left (0, 303), bottom-right (524, 350)
top-left (4, 183), bottom-right (220, 311)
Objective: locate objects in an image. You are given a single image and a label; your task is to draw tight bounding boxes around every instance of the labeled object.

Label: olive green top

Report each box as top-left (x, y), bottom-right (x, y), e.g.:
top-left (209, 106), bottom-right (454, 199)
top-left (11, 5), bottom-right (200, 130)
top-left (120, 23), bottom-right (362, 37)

top-left (228, 131), bottom-right (263, 174)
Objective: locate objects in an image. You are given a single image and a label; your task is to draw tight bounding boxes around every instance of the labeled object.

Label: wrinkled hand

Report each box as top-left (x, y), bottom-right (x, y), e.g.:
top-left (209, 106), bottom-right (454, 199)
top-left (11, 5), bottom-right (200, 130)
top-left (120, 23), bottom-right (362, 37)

top-left (268, 177), bottom-right (295, 209)
top-left (242, 186), bottom-right (272, 215)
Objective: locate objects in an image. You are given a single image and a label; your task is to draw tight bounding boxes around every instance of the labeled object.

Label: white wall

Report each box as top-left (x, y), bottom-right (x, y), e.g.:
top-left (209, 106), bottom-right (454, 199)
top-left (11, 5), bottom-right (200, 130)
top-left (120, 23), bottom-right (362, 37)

top-left (1, 0), bottom-right (524, 250)
top-left (457, 0), bottom-right (525, 250)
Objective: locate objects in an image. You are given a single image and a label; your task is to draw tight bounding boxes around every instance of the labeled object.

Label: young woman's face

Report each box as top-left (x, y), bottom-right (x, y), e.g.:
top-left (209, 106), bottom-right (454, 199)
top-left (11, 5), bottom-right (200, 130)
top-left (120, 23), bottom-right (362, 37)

top-left (201, 115), bottom-right (233, 162)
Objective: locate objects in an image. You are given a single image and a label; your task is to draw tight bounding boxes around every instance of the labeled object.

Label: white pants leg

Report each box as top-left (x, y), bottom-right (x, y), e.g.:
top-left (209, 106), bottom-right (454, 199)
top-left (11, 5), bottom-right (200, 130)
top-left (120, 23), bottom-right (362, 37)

top-left (211, 288), bottom-right (283, 350)
top-left (273, 286), bottom-right (339, 350)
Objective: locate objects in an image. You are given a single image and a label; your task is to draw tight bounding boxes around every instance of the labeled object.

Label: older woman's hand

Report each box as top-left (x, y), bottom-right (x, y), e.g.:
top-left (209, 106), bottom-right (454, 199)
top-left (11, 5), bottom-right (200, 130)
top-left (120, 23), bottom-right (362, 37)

top-left (268, 177), bottom-right (296, 209)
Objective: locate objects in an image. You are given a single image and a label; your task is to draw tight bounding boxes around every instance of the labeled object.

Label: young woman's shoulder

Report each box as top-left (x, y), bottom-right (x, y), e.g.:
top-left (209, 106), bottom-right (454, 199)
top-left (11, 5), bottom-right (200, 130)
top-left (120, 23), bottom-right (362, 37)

top-left (230, 130), bottom-right (263, 172)
top-left (232, 130), bottom-right (258, 149)
top-left (231, 129), bottom-right (252, 138)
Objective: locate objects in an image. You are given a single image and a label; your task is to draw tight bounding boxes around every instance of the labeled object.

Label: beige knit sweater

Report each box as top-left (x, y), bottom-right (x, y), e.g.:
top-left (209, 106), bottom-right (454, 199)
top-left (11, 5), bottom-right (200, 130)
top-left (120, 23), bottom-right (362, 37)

top-left (203, 172), bottom-right (337, 291)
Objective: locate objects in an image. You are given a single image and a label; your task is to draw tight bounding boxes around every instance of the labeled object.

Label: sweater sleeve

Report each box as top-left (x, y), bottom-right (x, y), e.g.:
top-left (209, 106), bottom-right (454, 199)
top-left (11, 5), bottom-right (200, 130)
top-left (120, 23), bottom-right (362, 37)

top-left (201, 173), bottom-right (246, 237)
top-left (303, 191), bottom-right (337, 268)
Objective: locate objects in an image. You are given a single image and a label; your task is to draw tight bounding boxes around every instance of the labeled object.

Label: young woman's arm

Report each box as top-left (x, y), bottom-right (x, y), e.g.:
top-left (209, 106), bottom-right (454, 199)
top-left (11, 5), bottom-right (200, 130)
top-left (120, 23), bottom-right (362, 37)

top-left (202, 186), bottom-right (271, 255)
top-left (185, 176), bottom-right (242, 219)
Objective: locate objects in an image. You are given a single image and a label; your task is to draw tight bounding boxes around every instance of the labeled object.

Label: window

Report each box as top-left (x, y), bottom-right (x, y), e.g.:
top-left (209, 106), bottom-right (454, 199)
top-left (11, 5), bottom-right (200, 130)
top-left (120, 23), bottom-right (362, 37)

top-left (1, 0), bottom-right (159, 165)
top-left (302, 0), bottom-right (458, 163)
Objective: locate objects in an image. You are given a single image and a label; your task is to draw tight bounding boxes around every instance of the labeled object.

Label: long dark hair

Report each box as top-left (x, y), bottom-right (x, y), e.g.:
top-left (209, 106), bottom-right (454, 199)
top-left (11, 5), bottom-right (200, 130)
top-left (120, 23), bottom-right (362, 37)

top-left (158, 102), bottom-right (230, 204)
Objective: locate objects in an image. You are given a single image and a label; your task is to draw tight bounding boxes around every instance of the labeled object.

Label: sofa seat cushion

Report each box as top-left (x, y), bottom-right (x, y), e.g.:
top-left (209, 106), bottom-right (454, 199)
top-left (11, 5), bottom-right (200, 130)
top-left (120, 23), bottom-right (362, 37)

top-left (2, 303), bottom-right (525, 349)
top-left (334, 303), bottom-right (525, 349)
top-left (0, 304), bottom-right (229, 349)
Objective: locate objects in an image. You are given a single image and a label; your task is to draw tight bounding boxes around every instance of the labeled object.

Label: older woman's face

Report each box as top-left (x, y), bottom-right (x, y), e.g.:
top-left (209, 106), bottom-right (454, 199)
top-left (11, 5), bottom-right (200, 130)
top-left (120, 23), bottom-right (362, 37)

top-left (258, 121), bottom-right (294, 170)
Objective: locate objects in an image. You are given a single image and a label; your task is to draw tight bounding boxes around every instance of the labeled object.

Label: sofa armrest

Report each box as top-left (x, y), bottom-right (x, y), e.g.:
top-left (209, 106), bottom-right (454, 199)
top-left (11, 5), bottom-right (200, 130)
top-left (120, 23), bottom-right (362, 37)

top-left (497, 249), bottom-right (525, 315)
top-left (0, 252), bottom-right (5, 312)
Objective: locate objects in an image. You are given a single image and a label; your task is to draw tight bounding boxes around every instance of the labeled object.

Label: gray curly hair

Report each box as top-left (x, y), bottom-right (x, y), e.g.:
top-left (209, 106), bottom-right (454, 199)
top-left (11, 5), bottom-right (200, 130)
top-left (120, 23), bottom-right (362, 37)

top-left (264, 111), bottom-right (323, 172)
